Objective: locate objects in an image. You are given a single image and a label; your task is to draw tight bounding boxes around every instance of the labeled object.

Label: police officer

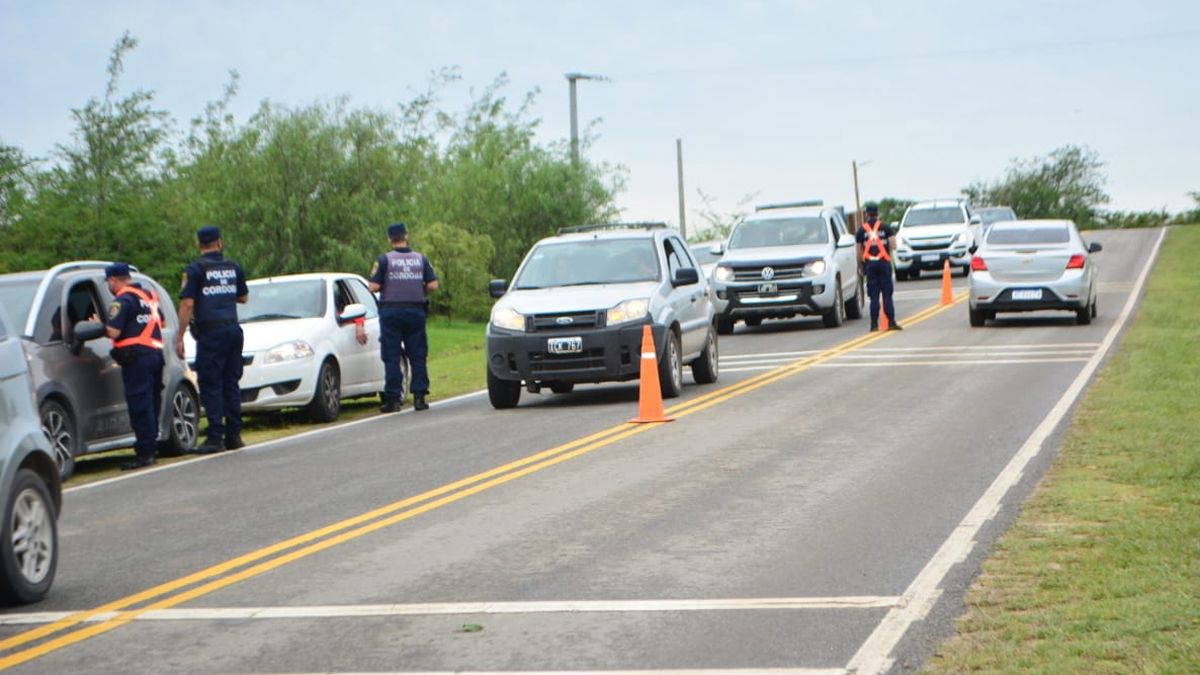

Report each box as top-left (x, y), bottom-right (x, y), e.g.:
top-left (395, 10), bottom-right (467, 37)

top-left (175, 225), bottom-right (249, 454)
top-left (368, 222), bottom-right (438, 413)
top-left (103, 263), bottom-right (166, 471)
top-left (856, 202), bottom-right (902, 332)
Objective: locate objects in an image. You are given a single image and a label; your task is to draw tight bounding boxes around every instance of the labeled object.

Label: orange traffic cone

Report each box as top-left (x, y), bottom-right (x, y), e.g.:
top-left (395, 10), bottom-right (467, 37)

top-left (940, 259), bottom-right (954, 305)
top-left (629, 325), bottom-right (674, 424)
top-left (879, 309), bottom-right (889, 331)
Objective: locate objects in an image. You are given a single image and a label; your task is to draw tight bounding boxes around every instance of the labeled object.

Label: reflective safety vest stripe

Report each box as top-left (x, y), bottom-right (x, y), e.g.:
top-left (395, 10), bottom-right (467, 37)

top-left (113, 286), bottom-right (165, 350)
top-left (862, 222), bottom-right (892, 262)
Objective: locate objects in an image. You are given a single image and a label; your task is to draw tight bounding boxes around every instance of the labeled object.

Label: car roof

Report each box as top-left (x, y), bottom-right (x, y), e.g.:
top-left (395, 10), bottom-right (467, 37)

top-left (744, 205), bottom-right (833, 220)
top-left (908, 199), bottom-right (967, 209)
top-left (990, 218), bottom-right (1074, 229)
top-left (535, 227), bottom-right (675, 247)
top-left (247, 272), bottom-right (363, 285)
top-left (977, 206), bottom-right (1015, 212)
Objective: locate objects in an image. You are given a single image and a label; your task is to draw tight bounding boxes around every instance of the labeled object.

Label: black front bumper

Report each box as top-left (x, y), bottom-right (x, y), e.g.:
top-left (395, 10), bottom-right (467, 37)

top-left (716, 280), bottom-right (822, 318)
top-left (487, 322), bottom-right (666, 384)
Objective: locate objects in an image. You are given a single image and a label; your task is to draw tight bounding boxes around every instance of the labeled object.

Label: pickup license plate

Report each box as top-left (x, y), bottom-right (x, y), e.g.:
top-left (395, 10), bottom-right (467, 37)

top-left (1012, 289), bottom-right (1043, 301)
top-left (758, 282), bottom-right (778, 294)
top-left (547, 337), bottom-right (583, 354)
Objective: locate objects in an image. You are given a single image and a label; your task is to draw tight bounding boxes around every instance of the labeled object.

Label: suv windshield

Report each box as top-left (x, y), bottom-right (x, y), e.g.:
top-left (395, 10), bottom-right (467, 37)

top-left (239, 279), bottom-right (325, 322)
top-left (0, 279), bottom-right (40, 332)
top-left (513, 239), bottom-right (660, 289)
top-left (730, 217), bottom-right (828, 249)
top-left (978, 208), bottom-right (1016, 225)
top-left (987, 226), bottom-right (1070, 245)
top-left (904, 207), bottom-right (965, 227)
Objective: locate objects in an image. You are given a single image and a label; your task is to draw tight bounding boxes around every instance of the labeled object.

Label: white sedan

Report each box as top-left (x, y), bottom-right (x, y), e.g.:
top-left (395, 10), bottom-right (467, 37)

top-left (185, 273), bottom-right (393, 422)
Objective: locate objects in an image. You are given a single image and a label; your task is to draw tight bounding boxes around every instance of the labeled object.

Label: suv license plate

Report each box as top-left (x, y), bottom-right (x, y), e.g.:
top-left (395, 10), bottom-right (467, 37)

top-left (547, 337), bottom-right (583, 354)
top-left (1012, 289), bottom-right (1043, 301)
top-left (758, 282), bottom-right (778, 294)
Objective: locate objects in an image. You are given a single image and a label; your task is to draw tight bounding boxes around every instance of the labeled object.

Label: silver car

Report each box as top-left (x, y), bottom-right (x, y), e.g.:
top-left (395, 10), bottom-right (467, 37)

top-left (968, 219), bottom-right (1102, 326)
top-left (0, 304), bottom-right (61, 604)
top-left (0, 261), bottom-right (200, 480)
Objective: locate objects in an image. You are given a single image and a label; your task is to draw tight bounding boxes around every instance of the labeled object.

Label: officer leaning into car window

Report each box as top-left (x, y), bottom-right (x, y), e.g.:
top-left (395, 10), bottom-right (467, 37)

top-left (856, 202), bottom-right (902, 332)
top-left (368, 222), bottom-right (438, 413)
top-left (175, 225), bottom-right (249, 454)
top-left (103, 263), bottom-right (167, 471)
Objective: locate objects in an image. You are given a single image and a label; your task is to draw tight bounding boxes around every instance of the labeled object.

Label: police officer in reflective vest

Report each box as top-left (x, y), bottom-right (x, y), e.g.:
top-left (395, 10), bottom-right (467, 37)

top-left (175, 225), bottom-right (249, 454)
top-left (855, 202), bottom-right (903, 332)
top-left (103, 263), bottom-right (166, 470)
top-left (368, 222), bottom-right (438, 413)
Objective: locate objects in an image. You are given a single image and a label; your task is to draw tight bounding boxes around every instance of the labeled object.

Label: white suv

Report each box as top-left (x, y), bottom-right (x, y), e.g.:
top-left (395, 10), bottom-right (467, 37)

top-left (894, 199), bottom-right (982, 280)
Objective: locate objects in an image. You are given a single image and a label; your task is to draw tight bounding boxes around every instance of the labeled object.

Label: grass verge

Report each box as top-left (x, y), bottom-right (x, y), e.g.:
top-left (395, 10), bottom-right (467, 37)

top-left (925, 226), bottom-right (1200, 673)
top-left (70, 317), bottom-right (487, 486)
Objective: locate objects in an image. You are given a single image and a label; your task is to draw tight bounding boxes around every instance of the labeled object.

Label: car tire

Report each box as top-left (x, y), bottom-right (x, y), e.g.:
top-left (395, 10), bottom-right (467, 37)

top-left (306, 359), bottom-right (341, 423)
top-left (823, 284), bottom-right (845, 328)
top-left (909, 267), bottom-right (920, 280)
top-left (1076, 303), bottom-right (1092, 325)
top-left (487, 368), bottom-right (521, 409)
top-left (1091, 297), bottom-right (1098, 318)
top-left (743, 317), bottom-right (762, 328)
top-left (969, 306), bottom-right (987, 327)
top-left (160, 384), bottom-right (200, 457)
top-left (845, 276), bottom-right (864, 320)
top-left (715, 318), bottom-right (735, 336)
top-left (548, 382), bottom-right (574, 394)
top-left (657, 330), bottom-right (683, 399)
top-left (896, 269), bottom-right (909, 281)
top-left (961, 264), bottom-right (971, 277)
top-left (690, 328), bottom-right (719, 385)
top-left (0, 469), bottom-right (58, 605)
top-left (39, 401), bottom-right (76, 482)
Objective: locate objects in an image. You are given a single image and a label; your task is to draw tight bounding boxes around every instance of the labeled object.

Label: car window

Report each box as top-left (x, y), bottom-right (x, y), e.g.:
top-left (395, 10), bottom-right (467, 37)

top-left (730, 217), bottom-right (828, 249)
top-left (239, 279), bottom-right (326, 322)
top-left (347, 278), bottom-right (379, 319)
top-left (0, 279), bottom-right (40, 335)
top-left (986, 226), bottom-right (1071, 245)
top-left (513, 239), bottom-right (660, 289)
top-left (903, 207), bottom-right (967, 227)
top-left (333, 280), bottom-right (356, 316)
top-left (664, 238), bottom-right (690, 277)
top-left (61, 280), bottom-right (104, 342)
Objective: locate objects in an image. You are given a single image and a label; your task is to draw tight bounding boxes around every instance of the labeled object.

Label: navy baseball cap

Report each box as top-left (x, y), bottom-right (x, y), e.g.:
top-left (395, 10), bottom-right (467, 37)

top-left (864, 202), bottom-right (879, 214)
top-left (104, 262), bottom-right (131, 278)
top-left (197, 225), bottom-right (222, 244)
top-left (387, 222), bottom-right (408, 239)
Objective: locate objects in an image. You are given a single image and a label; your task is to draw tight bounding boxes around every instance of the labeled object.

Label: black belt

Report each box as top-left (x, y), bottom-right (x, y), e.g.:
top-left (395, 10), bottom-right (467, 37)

top-left (380, 302), bottom-right (426, 309)
top-left (195, 319), bottom-right (238, 329)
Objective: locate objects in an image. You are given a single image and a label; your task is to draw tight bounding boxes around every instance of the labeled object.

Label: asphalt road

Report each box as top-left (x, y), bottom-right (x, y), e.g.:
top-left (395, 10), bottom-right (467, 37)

top-left (0, 227), bottom-right (1164, 674)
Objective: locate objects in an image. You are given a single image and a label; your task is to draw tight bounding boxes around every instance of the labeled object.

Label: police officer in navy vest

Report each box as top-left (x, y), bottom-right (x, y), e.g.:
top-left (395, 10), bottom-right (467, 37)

top-left (368, 222), bottom-right (438, 412)
top-left (855, 202), bottom-right (903, 332)
top-left (175, 225), bottom-right (249, 453)
top-left (104, 263), bottom-right (167, 470)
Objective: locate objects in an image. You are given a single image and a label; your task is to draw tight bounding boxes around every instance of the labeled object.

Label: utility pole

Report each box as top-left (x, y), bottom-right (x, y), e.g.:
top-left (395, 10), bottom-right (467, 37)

top-left (852, 159), bottom-right (871, 228)
top-left (565, 72), bottom-right (609, 163)
top-left (676, 139), bottom-right (686, 239)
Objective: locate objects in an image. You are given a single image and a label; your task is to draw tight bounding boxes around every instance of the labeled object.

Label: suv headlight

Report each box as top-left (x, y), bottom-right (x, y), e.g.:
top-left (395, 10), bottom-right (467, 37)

top-left (803, 259), bottom-right (827, 276)
top-left (265, 340), bottom-right (314, 364)
top-left (607, 298), bottom-right (649, 325)
top-left (714, 265), bottom-right (733, 282)
top-left (897, 236), bottom-right (911, 249)
top-left (491, 307), bottom-right (526, 332)
top-left (954, 231), bottom-right (972, 246)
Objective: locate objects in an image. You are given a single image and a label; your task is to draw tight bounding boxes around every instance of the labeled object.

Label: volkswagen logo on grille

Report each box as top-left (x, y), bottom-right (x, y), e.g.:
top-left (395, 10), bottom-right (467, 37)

top-left (761, 267), bottom-right (775, 281)
top-left (556, 316), bottom-right (575, 325)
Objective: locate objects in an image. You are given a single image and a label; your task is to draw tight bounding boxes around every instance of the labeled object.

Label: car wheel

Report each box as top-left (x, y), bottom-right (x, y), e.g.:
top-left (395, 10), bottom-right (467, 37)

top-left (487, 368), bottom-right (521, 409)
top-left (715, 318), bottom-right (734, 336)
top-left (306, 359), bottom-right (342, 423)
top-left (690, 328), bottom-right (719, 385)
top-left (896, 269), bottom-right (909, 281)
top-left (0, 469), bottom-right (58, 605)
top-left (1091, 297), bottom-right (1098, 318)
top-left (39, 401), bottom-right (76, 482)
top-left (1076, 303), bottom-right (1092, 325)
top-left (909, 267), bottom-right (921, 280)
top-left (969, 306), bottom-right (987, 327)
top-left (823, 283), bottom-right (845, 328)
top-left (657, 330), bottom-right (683, 399)
top-left (160, 384), bottom-right (200, 456)
top-left (845, 276), bottom-right (864, 320)
top-left (548, 382), bottom-right (574, 394)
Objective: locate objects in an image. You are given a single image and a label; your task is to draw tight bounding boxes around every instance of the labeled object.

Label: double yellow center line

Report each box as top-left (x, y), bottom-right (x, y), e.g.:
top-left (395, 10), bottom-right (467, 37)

top-left (0, 293), bottom-right (965, 670)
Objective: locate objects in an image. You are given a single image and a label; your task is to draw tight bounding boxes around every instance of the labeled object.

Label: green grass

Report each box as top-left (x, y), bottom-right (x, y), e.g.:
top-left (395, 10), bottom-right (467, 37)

top-left (70, 317), bottom-right (487, 485)
top-left (925, 226), bottom-right (1200, 673)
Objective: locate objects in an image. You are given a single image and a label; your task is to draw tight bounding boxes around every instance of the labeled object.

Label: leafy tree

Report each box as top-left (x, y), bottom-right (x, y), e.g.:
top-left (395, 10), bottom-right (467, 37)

top-left (0, 143), bottom-right (34, 228)
top-left (688, 188), bottom-right (757, 242)
top-left (1173, 191), bottom-right (1200, 225)
top-left (1100, 209), bottom-right (1170, 229)
top-left (417, 221), bottom-right (495, 321)
top-left (875, 197), bottom-right (914, 227)
top-left (963, 145), bottom-right (1109, 229)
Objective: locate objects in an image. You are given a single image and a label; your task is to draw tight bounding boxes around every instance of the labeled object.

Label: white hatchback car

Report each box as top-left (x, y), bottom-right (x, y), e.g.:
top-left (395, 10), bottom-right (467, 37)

top-left (185, 273), bottom-right (388, 422)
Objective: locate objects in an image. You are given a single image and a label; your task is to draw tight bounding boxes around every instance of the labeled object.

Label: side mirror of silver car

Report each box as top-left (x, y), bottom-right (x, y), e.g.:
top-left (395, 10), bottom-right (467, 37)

top-left (71, 320), bottom-right (106, 355)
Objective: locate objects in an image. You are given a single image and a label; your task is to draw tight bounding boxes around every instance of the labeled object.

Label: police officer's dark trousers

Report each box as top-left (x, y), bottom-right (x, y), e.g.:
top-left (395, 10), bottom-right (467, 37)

top-left (195, 323), bottom-right (244, 442)
top-left (119, 348), bottom-right (164, 460)
top-left (865, 259), bottom-right (896, 325)
top-left (379, 306), bottom-right (428, 403)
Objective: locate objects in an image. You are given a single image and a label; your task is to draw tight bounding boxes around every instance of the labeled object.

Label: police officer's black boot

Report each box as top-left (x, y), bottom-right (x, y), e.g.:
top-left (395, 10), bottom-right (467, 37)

top-left (224, 434), bottom-right (245, 450)
top-left (870, 322), bottom-right (879, 332)
top-left (413, 395), bottom-right (429, 411)
top-left (380, 399), bottom-right (402, 413)
top-left (120, 455), bottom-right (156, 471)
top-left (195, 438), bottom-right (226, 455)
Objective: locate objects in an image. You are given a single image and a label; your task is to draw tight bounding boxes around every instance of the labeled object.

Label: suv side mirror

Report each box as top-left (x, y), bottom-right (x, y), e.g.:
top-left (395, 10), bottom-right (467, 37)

top-left (489, 279), bottom-right (509, 299)
top-left (708, 242), bottom-right (725, 256)
top-left (1087, 242), bottom-right (1102, 253)
top-left (672, 267), bottom-right (700, 287)
top-left (969, 215), bottom-right (982, 226)
top-left (72, 320), bottom-right (105, 355)
top-left (337, 303), bottom-right (366, 324)
top-left (837, 233), bottom-right (857, 248)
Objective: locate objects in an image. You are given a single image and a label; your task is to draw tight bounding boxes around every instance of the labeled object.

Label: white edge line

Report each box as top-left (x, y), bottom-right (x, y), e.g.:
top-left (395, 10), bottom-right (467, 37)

top-left (812, 358), bottom-right (1091, 367)
top-left (845, 226), bottom-right (1167, 675)
top-left (65, 388), bottom-right (490, 493)
top-left (249, 670), bottom-right (845, 675)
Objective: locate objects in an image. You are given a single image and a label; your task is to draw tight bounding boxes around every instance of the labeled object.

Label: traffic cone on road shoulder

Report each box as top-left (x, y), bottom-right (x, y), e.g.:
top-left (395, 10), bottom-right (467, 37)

top-left (879, 309), bottom-right (889, 331)
top-left (629, 325), bottom-right (674, 424)
top-left (940, 259), bottom-right (954, 305)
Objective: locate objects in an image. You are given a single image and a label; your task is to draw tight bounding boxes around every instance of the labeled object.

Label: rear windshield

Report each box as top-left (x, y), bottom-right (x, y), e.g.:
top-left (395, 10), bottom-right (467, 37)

top-left (730, 217), bottom-right (828, 249)
top-left (903, 207), bottom-right (965, 227)
top-left (987, 227), bottom-right (1071, 245)
top-left (514, 239), bottom-right (660, 289)
top-left (239, 279), bottom-right (326, 322)
top-left (0, 279), bottom-right (40, 332)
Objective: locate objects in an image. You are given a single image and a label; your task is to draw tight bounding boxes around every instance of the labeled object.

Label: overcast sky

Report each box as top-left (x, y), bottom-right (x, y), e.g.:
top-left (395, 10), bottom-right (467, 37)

top-left (3, 0), bottom-right (1197, 229)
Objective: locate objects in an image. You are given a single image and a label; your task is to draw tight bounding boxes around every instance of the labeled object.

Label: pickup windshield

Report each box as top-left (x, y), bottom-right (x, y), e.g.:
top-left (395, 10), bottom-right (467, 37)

top-left (730, 217), bottom-right (828, 249)
top-left (904, 207), bottom-right (966, 227)
top-left (513, 239), bottom-right (659, 289)
top-left (239, 279), bottom-right (326, 322)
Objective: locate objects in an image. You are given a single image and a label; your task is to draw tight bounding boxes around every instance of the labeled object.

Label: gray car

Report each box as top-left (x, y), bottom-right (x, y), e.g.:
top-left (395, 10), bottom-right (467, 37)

top-left (0, 304), bottom-right (61, 604)
top-left (0, 261), bottom-right (200, 480)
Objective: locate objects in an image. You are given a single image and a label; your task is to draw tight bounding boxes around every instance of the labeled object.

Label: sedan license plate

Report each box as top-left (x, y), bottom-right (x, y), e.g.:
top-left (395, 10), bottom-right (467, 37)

top-left (758, 282), bottom-right (778, 295)
top-left (1012, 289), bottom-right (1043, 301)
top-left (547, 337), bottom-right (583, 354)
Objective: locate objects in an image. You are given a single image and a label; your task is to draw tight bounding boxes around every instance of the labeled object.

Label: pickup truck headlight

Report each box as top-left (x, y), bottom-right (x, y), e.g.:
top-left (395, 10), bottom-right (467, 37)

top-left (714, 265), bottom-right (733, 282)
top-left (265, 340), bottom-right (314, 364)
top-left (953, 231), bottom-right (972, 246)
top-left (607, 298), bottom-right (649, 325)
top-left (803, 259), bottom-right (827, 276)
top-left (490, 307), bottom-right (526, 332)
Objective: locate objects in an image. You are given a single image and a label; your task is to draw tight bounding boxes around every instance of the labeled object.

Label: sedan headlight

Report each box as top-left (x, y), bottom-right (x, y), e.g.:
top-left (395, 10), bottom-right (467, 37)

top-left (714, 265), bottom-right (734, 282)
top-left (804, 259), bottom-right (827, 276)
top-left (490, 307), bottom-right (526, 332)
top-left (607, 298), bottom-right (649, 325)
top-left (264, 340), bottom-right (314, 364)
